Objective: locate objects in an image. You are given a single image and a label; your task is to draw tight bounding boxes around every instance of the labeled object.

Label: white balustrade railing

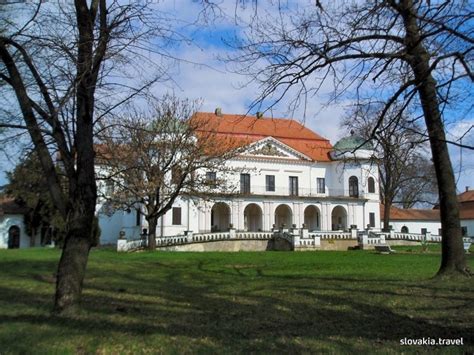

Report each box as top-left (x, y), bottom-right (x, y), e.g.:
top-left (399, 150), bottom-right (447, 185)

top-left (121, 228), bottom-right (450, 252)
top-left (117, 238), bottom-right (146, 252)
top-left (309, 231), bottom-right (353, 239)
top-left (390, 232), bottom-right (442, 242)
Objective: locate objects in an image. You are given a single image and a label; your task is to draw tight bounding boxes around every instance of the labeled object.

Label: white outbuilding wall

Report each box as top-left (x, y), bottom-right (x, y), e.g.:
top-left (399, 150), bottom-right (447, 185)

top-left (0, 214), bottom-right (29, 249)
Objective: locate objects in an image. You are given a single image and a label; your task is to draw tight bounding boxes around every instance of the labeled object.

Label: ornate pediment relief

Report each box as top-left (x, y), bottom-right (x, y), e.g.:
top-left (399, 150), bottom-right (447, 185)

top-left (242, 137), bottom-right (311, 161)
top-left (250, 142), bottom-right (290, 157)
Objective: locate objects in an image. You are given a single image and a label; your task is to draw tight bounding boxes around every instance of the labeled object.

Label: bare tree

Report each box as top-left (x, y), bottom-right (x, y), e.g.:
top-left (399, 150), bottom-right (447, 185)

top-left (396, 155), bottom-right (437, 209)
top-left (0, 1), bottom-right (176, 313)
top-left (98, 95), bottom-right (241, 249)
top-left (232, 0), bottom-right (473, 276)
top-left (343, 103), bottom-right (438, 230)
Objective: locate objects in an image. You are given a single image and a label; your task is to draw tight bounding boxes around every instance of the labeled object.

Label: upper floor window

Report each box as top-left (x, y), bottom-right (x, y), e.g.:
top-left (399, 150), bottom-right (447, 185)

top-left (172, 207), bottom-right (182, 225)
top-left (206, 171), bottom-right (217, 186)
top-left (317, 178), bottom-right (325, 194)
top-left (240, 173), bottom-right (250, 194)
top-left (349, 176), bottom-right (358, 197)
top-left (289, 176), bottom-right (299, 196)
top-left (368, 177), bottom-right (375, 193)
top-left (266, 175), bottom-right (275, 192)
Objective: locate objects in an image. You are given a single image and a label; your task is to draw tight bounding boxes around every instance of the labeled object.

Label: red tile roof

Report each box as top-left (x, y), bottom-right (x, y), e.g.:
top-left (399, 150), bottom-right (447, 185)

top-left (458, 190), bottom-right (474, 203)
top-left (381, 205), bottom-right (441, 221)
top-left (381, 189), bottom-right (474, 221)
top-left (460, 208), bottom-right (474, 219)
top-left (191, 112), bottom-right (333, 161)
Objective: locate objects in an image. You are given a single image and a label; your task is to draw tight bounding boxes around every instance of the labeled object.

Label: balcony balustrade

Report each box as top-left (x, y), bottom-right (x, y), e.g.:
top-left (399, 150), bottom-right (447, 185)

top-left (234, 185), bottom-right (373, 198)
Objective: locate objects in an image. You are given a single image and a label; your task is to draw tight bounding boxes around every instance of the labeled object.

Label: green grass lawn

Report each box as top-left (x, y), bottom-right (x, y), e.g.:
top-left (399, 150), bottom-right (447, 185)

top-left (0, 247), bottom-right (472, 354)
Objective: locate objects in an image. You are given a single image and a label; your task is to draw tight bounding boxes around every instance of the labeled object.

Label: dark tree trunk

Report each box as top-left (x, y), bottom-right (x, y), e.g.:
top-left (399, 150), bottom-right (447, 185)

top-left (53, 211), bottom-right (93, 314)
top-left (401, 0), bottom-right (469, 276)
top-left (383, 194), bottom-right (392, 232)
top-left (147, 216), bottom-right (157, 250)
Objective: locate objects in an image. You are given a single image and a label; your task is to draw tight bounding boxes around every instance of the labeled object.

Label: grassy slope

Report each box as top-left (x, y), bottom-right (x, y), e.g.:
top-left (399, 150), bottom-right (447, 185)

top-left (0, 247), bottom-right (472, 354)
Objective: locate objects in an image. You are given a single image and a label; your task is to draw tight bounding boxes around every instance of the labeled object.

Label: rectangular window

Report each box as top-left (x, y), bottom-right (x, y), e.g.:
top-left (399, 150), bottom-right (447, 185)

top-left (266, 175), bottom-right (275, 192)
top-left (289, 176), bottom-right (299, 196)
top-left (369, 212), bottom-right (375, 227)
top-left (317, 178), bottom-right (325, 194)
top-left (172, 207), bottom-right (182, 225)
top-left (240, 173), bottom-right (250, 194)
top-left (438, 228), bottom-right (442, 236)
top-left (421, 228), bottom-right (427, 235)
top-left (461, 226), bottom-right (468, 236)
top-left (206, 171), bottom-right (216, 186)
top-left (136, 209), bottom-right (141, 226)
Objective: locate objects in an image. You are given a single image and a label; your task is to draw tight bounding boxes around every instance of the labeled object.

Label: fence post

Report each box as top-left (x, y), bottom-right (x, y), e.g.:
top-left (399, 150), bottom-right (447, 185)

top-left (380, 234), bottom-right (386, 244)
top-left (313, 235), bottom-right (321, 248)
top-left (117, 239), bottom-right (127, 252)
top-left (185, 230), bottom-right (193, 243)
top-left (350, 226), bottom-right (358, 239)
top-left (301, 224), bottom-right (309, 239)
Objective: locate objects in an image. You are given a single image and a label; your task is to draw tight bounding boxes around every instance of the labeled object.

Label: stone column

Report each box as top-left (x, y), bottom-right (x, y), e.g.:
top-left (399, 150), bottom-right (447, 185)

top-left (293, 202), bottom-right (303, 228)
top-left (204, 203), bottom-right (212, 233)
top-left (236, 200), bottom-right (244, 231)
top-left (321, 203), bottom-right (330, 231)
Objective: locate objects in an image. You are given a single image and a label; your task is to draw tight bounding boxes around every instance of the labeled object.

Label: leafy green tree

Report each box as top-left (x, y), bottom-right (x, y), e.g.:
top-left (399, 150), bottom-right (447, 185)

top-left (5, 151), bottom-right (66, 246)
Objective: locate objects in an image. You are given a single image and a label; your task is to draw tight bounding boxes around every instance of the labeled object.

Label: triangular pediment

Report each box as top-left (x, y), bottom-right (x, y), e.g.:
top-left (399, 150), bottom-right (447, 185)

top-left (241, 137), bottom-right (311, 161)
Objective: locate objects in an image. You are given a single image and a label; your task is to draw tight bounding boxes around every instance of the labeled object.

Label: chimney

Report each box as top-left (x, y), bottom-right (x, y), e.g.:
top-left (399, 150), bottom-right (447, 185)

top-left (466, 186), bottom-right (470, 192)
top-left (256, 111), bottom-right (263, 119)
top-left (214, 107), bottom-right (222, 116)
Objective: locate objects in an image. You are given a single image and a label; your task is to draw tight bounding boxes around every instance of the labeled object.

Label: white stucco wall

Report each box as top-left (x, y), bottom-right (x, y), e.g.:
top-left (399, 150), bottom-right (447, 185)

top-left (386, 220), bottom-right (442, 235)
top-left (94, 137), bottom-right (382, 243)
top-left (461, 219), bottom-right (474, 237)
top-left (0, 214), bottom-right (29, 249)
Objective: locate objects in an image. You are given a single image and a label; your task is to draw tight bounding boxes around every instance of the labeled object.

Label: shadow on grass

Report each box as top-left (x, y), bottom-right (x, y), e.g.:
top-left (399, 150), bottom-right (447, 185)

top-left (0, 254), bottom-right (472, 353)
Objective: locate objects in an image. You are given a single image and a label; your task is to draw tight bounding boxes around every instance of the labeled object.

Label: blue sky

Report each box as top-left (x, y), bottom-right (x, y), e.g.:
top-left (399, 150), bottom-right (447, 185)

top-left (1, 0), bottom-right (473, 193)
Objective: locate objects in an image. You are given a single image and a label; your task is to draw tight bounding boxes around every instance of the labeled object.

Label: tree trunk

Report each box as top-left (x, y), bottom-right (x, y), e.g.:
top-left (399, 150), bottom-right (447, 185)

top-left (401, 0), bottom-right (469, 276)
top-left (53, 213), bottom-right (93, 314)
top-left (147, 216), bottom-right (157, 250)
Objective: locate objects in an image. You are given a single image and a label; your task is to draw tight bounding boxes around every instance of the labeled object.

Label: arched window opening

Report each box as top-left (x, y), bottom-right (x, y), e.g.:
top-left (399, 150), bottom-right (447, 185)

top-left (349, 176), bottom-right (359, 197)
top-left (8, 226), bottom-right (20, 249)
top-left (211, 202), bottom-right (231, 232)
top-left (274, 204), bottom-right (292, 228)
top-left (368, 177), bottom-right (375, 193)
top-left (244, 204), bottom-right (263, 232)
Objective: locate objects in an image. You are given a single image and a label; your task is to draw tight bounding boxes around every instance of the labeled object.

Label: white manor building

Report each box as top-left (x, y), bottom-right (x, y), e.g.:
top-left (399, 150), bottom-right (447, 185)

top-left (96, 111), bottom-right (382, 244)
